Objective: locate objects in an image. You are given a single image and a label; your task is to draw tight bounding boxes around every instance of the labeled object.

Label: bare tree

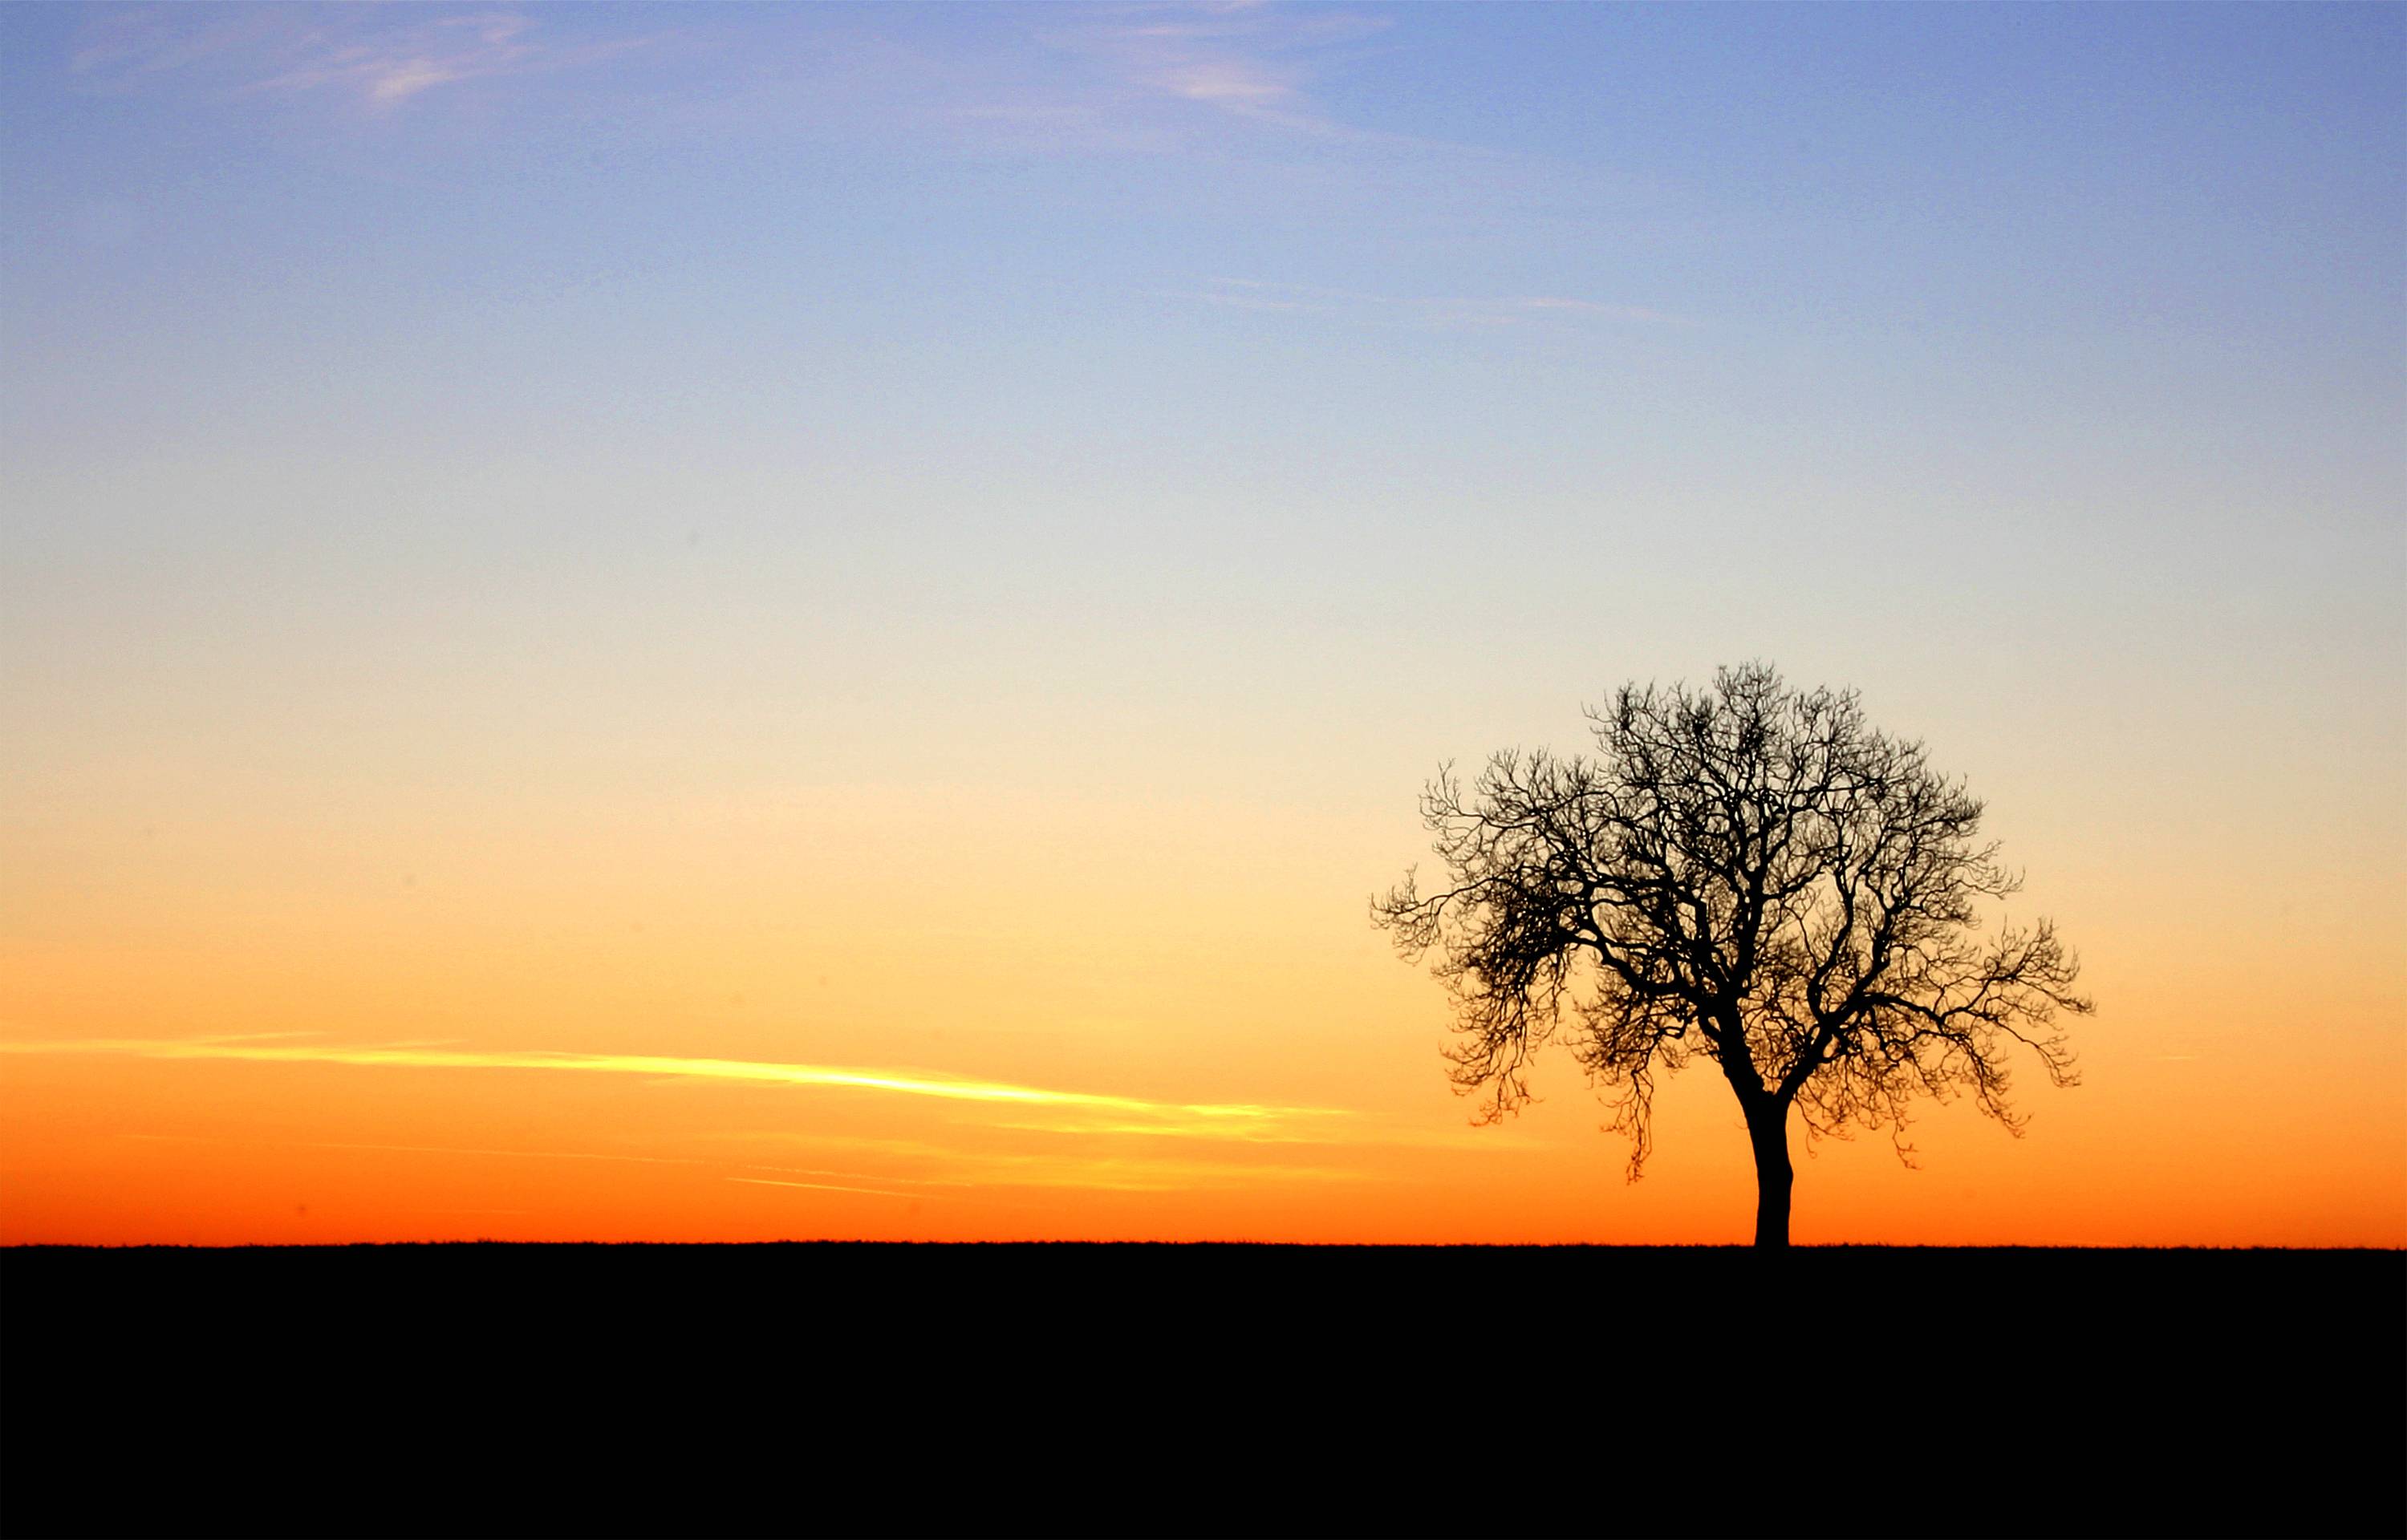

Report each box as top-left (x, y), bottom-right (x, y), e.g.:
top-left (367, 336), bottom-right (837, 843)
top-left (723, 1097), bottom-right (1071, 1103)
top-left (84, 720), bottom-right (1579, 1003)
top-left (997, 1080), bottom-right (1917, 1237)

top-left (1374, 663), bottom-right (2092, 1247)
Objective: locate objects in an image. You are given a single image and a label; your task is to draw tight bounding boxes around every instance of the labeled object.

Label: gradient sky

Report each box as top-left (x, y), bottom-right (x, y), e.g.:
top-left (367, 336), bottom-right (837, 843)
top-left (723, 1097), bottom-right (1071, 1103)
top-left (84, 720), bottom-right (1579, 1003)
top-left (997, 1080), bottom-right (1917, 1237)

top-left (4, 2), bottom-right (2401, 1246)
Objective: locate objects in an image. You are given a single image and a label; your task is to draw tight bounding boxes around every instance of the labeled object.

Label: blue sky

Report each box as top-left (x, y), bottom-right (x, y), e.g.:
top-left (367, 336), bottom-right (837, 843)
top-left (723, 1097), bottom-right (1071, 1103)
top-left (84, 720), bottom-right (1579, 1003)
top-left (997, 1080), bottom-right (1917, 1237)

top-left (3, 3), bottom-right (2404, 1246)
top-left (5, 0), bottom-right (2401, 942)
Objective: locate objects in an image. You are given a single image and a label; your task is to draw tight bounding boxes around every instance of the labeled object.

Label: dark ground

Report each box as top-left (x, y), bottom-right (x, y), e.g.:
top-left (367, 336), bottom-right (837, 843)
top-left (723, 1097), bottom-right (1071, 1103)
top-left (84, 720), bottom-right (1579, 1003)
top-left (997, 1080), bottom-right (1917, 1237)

top-left (2, 1243), bottom-right (2399, 1538)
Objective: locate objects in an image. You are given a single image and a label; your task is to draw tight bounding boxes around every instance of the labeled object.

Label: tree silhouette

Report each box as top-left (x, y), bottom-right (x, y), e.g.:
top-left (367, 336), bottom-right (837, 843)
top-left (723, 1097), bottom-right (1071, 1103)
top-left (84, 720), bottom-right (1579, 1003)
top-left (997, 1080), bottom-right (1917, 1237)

top-left (1374, 663), bottom-right (2092, 1246)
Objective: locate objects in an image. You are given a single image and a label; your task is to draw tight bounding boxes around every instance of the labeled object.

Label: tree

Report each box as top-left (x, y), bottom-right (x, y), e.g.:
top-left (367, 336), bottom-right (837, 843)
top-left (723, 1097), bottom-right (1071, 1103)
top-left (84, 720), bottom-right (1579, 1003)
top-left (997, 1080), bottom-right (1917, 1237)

top-left (1373, 663), bottom-right (2092, 1247)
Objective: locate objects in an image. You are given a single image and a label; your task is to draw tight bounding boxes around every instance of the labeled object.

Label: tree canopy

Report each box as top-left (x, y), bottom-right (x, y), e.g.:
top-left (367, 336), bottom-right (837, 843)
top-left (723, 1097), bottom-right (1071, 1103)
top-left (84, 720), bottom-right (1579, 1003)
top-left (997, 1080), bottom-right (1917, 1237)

top-left (1374, 663), bottom-right (2092, 1246)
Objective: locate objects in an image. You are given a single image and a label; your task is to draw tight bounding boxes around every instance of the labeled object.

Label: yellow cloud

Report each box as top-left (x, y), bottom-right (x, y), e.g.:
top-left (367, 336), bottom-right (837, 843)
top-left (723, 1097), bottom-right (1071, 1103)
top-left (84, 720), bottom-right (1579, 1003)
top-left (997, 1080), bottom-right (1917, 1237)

top-left (0, 1035), bottom-right (1347, 1134)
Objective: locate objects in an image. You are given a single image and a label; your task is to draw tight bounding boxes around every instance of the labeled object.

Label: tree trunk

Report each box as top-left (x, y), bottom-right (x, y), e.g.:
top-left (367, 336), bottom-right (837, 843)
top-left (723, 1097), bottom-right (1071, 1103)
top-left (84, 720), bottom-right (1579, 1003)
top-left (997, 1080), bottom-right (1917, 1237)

top-left (1747, 1108), bottom-right (1793, 1249)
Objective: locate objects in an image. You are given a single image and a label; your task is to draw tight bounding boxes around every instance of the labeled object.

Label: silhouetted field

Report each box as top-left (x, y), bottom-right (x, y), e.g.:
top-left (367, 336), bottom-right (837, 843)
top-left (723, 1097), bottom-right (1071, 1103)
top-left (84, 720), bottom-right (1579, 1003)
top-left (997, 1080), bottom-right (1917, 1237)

top-left (3, 1243), bottom-right (2398, 1538)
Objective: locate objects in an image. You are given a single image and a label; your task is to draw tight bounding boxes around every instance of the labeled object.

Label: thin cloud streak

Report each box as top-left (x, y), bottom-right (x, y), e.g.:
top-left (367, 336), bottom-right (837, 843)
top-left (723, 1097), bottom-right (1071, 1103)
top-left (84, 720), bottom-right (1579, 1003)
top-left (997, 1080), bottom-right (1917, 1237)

top-left (1037, 4), bottom-right (1413, 146)
top-left (0, 1036), bottom-right (1349, 1136)
top-left (728, 1176), bottom-right (925, 1201)
top-left (720, 1133), bottom-right (1390, 1193)
top-left (741, 1163), bottom-right (964, 1187)
top-left (116, 1134), bottom-right (1367, 1199)
top-left (71, 7), bottom-right (664, 109)
top-left (979, 1116), bottom-right (1531, 1152)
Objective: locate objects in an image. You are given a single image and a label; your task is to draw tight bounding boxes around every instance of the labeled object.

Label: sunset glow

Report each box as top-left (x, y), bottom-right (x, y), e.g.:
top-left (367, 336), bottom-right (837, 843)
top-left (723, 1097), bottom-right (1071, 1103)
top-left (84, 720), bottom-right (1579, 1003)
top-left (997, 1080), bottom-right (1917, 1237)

top-left (4, 2), bottom-right (2401, 1249)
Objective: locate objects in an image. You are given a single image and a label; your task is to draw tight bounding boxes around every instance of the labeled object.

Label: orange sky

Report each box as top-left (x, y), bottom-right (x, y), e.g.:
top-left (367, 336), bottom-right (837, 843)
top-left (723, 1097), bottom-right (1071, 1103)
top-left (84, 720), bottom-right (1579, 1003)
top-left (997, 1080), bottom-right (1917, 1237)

top-left (5, 779), bottom-right (2401, 1246)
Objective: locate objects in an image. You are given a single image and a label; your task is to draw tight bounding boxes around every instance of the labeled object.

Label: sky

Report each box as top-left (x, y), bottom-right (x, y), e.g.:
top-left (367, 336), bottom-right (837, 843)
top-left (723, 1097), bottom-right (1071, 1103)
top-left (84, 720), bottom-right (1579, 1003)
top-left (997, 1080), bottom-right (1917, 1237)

top-left (2, 2), bottom-right (2401, 1246)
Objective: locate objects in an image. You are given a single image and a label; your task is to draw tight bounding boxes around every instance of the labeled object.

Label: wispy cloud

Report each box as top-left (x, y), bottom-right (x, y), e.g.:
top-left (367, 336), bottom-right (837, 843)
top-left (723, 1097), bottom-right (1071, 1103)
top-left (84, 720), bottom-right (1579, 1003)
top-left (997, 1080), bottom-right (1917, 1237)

top-left (1027, 3), bottom-right (1406, 145)
top-left (111, 1129), bottom-right (1381, 1198)
top-left (70, 6), bottom-right (659, 109)
top-left (720, 1113), bottom-right (1530, 1169)
top-left (2, 1035), bottom-right (1347, 1139)
top-left (727, 1176), bottom-right (927, 1201)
